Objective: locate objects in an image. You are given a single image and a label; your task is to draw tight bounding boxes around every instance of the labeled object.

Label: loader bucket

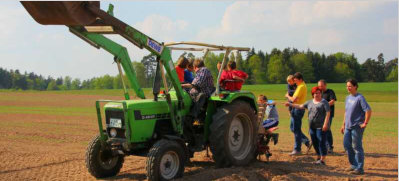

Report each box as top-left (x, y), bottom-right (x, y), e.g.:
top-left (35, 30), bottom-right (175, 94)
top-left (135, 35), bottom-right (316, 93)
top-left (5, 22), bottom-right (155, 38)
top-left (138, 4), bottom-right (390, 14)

top-left (21, 1), bottom-right (100, 25)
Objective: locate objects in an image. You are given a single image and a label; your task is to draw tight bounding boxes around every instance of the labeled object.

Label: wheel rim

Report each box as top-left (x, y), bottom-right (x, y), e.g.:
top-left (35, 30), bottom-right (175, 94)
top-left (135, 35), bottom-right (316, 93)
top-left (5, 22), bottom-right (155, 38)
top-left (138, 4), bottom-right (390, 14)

top-left (228, 113), bottom-right (253, 160)
top-left (98, 148), bottom-right (119, 170)
top-left (160, 151), bottom-right (180, 180)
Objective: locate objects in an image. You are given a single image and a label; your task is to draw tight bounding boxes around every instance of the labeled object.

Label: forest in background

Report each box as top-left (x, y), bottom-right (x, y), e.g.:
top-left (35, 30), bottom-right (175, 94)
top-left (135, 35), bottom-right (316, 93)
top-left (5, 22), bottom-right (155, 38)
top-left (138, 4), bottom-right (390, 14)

top-left (0, 47), bottom-right (397, 90)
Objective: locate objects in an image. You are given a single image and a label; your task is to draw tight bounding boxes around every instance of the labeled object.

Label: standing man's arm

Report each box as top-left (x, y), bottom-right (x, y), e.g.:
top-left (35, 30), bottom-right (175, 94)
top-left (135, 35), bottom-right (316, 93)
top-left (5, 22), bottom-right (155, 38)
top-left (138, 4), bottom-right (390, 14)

top-left (360, 110), bottom-right (372, 128)
top-left (329, 90), bottom-right (337, 106)
top-left (328, 99), bottom-right (335, 106)
top-left (359, 95), bottom-right (372, 129)
top-left (341, 112), bottom-right (346, 134)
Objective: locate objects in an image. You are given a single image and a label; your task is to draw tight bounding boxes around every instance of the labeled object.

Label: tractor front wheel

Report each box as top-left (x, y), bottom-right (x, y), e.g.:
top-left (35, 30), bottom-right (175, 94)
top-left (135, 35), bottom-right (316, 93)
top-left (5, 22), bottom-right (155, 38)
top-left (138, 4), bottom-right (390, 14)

top-left (210, 100), bottom-right (257, 167)
top-left (146, 139), bottom-right (185, 181)
top-left (86, 135), bottom-right (124, 178)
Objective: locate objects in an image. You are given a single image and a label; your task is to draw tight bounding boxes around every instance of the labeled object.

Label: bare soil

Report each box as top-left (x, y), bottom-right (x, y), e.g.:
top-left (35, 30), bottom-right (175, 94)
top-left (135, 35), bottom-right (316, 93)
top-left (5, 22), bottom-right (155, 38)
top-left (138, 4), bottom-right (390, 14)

top-left (0, 92), bottom-right (397, 180)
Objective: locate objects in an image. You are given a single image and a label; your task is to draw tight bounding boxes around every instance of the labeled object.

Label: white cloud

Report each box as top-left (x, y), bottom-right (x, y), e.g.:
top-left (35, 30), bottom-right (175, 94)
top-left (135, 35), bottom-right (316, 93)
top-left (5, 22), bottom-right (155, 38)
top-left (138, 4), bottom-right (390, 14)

top-left (290, 1), bottom-right (385, 25)
top-left (196, 1), bottom-right (291, 45)
top-left (197, 1), bottom-right (392, 53)
top-left (134, 14), bottom-right (188, 42)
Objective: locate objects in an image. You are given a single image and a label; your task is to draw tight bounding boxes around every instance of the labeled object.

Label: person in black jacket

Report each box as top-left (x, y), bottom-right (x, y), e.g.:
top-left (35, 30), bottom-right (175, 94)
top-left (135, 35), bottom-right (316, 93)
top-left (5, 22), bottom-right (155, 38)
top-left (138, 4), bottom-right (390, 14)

top-left (318, 79), bottom-right (337, 153)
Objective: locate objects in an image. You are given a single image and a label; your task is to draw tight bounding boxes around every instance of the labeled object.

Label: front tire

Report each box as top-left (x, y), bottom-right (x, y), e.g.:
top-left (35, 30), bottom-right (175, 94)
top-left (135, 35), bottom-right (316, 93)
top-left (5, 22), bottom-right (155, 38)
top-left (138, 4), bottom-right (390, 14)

top-left (86, 135), bottom-right (124, 178)
top-left (210, 100), bottom-right (257, 167)
top-left (146, 139), bottom-right (185, 181)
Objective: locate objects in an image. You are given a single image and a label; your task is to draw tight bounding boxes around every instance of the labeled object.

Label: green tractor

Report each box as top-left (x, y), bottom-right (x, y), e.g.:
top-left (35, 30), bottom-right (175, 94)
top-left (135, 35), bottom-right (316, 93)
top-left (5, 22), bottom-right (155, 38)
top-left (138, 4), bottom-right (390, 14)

top-left (21, 2), bottom-right (260, 180)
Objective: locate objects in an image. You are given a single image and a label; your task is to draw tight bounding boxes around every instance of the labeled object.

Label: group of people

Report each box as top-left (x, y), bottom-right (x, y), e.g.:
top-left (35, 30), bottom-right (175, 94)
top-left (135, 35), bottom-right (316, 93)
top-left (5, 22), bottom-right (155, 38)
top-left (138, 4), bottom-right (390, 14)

top-left (176, 58), bottom-right (249, 117)
top-left (282, 72), bottom-right (371, 175)
top-left (258, 72), bottom-right (372, 175)
top-left (174, 57), bottom-right (372, 175)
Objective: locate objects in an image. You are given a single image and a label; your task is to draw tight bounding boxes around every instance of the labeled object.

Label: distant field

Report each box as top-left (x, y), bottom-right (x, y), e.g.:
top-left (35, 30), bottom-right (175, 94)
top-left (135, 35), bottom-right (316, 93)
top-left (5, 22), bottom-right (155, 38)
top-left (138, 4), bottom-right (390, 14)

top-left (1, 82), bottom-right (396, 102)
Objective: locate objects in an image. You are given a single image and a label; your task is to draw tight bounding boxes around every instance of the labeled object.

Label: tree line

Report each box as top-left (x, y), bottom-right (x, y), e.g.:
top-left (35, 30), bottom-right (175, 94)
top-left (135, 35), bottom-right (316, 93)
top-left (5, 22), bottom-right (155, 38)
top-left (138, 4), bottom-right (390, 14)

top-left (0, 47), bottom-right (397, 90)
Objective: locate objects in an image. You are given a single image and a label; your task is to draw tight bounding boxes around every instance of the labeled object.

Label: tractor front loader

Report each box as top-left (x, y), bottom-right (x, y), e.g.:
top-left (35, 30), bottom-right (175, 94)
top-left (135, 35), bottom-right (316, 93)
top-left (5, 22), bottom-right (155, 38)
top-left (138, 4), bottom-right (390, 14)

top-left (21, 1), bottom-right (260, 180)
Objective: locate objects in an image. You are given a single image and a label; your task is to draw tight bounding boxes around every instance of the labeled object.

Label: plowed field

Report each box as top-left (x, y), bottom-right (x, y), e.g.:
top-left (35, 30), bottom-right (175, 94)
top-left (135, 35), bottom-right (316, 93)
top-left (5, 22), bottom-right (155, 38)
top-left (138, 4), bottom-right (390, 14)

top-left (0, 91), bottom-right (397, 180)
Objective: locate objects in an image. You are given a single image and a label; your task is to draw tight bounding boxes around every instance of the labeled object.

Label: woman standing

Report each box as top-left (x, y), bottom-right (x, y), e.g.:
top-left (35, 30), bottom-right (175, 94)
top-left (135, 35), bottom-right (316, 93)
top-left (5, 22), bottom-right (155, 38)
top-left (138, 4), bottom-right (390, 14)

top-left (341, 79), bottom-right (372, 175)
top-left (286, 86), bottom-right (330, 164)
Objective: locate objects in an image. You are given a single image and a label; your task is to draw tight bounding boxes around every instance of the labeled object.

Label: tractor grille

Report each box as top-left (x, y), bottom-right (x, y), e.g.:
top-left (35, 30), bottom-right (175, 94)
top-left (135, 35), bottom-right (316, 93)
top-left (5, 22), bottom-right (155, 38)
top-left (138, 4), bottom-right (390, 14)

top-left (105, 110), bottom-right (126, 139)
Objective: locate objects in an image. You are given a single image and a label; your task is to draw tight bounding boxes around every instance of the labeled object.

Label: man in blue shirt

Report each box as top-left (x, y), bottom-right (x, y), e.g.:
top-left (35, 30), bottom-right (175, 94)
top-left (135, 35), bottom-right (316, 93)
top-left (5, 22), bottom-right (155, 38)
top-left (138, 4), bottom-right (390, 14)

top-left (341, 79), bottom-right (372, 175)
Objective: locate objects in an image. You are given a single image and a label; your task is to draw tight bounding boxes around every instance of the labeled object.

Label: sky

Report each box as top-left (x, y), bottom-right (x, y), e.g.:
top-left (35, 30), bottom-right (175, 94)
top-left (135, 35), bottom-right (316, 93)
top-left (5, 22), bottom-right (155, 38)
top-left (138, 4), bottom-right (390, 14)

top-left (0, 1), bottom-right (397, 80)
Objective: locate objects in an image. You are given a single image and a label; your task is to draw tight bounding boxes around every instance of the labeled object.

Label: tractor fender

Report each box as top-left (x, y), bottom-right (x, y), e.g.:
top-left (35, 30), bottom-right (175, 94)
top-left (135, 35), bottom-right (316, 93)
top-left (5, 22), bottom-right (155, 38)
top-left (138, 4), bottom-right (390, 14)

top-left (209, 91), bottom-right (258, 113)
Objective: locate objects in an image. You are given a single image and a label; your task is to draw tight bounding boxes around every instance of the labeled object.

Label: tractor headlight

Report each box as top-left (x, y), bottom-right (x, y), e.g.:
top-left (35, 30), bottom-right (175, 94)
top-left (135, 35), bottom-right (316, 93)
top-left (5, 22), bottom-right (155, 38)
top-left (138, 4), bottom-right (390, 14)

top-left (110, 128), bottom-right (117, 138)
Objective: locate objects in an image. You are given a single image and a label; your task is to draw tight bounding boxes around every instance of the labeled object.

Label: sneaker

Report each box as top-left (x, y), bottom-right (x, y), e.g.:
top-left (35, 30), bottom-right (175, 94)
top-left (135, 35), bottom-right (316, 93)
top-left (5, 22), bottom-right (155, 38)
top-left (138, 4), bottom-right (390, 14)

top-left (289, 150), bottom-right (301, 156)
top-left (272, 133), bottom-right (279, 145)
top-left (345, 167), bottom-right (355, 172)
top-left (328, 147), bottom-right (334, 154)
top-left (314, 160), bottom-right (326, 165)
top-left (350, 169), bottom-right (364, 175)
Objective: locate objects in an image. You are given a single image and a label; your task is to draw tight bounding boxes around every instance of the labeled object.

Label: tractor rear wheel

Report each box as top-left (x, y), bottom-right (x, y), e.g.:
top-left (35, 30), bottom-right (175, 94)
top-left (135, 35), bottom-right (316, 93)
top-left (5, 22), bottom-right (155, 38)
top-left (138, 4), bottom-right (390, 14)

top-left (86, 135), bottom-right (124, 178)
top-left (146, 139), bottom-right (185, 181)
top-left (210, 100), bottom-right (257, 167)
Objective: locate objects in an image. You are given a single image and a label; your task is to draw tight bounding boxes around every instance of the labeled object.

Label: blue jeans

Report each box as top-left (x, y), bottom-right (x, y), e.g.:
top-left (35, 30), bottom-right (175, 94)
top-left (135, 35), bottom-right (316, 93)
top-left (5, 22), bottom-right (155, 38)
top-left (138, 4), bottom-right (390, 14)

top-left (290, 108), bottom-right (309, 151)
top-left (309, 128), bottom-right (327, 156)
top-left (343, 126), bottom-right (365, 172)
top-left (326, 116), bottom-right (334, 149)
top-left (263, 119), bottom-right (279, 130)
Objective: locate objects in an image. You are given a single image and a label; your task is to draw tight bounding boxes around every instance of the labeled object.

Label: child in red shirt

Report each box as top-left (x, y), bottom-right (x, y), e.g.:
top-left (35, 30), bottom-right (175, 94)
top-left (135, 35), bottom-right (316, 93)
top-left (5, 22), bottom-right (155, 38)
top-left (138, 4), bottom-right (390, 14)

top-left (175, 57), bottom-right (189, 82)
top-left (219, 61), bottom-right (248, 91)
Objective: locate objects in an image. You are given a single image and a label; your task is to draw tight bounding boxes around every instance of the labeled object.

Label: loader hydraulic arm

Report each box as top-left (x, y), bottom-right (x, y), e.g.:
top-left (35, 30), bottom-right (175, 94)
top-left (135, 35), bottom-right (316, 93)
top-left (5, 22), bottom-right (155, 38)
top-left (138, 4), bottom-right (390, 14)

top-left (84, 3), bottom-right (185, 106)
top-left (69, 26), bottom-right (145, 99)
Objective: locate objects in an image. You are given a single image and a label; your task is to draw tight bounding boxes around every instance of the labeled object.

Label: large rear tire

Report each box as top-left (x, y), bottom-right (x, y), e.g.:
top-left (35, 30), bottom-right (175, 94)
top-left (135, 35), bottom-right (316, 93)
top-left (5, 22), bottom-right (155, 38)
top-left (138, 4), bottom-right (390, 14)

top-left (210, 100), bottom-right (257, 167)
top-left (146, 139), bottom-right (185, 181)
top-left (86, 135), bottom-right (124, 178)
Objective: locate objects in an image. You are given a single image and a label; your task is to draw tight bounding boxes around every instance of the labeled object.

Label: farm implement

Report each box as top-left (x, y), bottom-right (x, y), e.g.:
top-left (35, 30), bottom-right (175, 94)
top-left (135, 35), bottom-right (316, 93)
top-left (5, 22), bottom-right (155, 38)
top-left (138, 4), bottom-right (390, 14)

top-left (21, 1), bottom-right (273, 180)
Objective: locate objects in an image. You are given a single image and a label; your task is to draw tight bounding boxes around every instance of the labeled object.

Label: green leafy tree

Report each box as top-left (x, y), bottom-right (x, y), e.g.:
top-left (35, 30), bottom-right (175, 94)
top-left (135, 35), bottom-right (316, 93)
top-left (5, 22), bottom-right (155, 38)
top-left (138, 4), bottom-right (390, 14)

top-left (81, 79), bottom-right (93, 89)
top-left (267, 54), bottom-right (289, 83)
top-left (386, 65), bottom-right (398, 82)
top-left (71, 78), bottom-right (81, 90)
top-left (361, 58), bottom-right (385, 82)
top-left (334, 62), bottom-right (355, 82)
top-left (46, 80), bottom-right (58, 90)
top-left (132, 62), bottom-right (147, 88)
top-left (204, 52), bottom-right (223, 83)
top-left (0, 68), bottom-right (12, 89)
top-left (290, 53), bottom-right (315, 82)
top-left (64, 76), bottom-right (72, 90)
top-left (247, 54), bottom-right (264, 84)
top-left (334, 52), bottom-right (362, 81)
top-left (112, 75), bottom-right (122, 89)
top-left (385, 58), bottom-right (398, 79)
